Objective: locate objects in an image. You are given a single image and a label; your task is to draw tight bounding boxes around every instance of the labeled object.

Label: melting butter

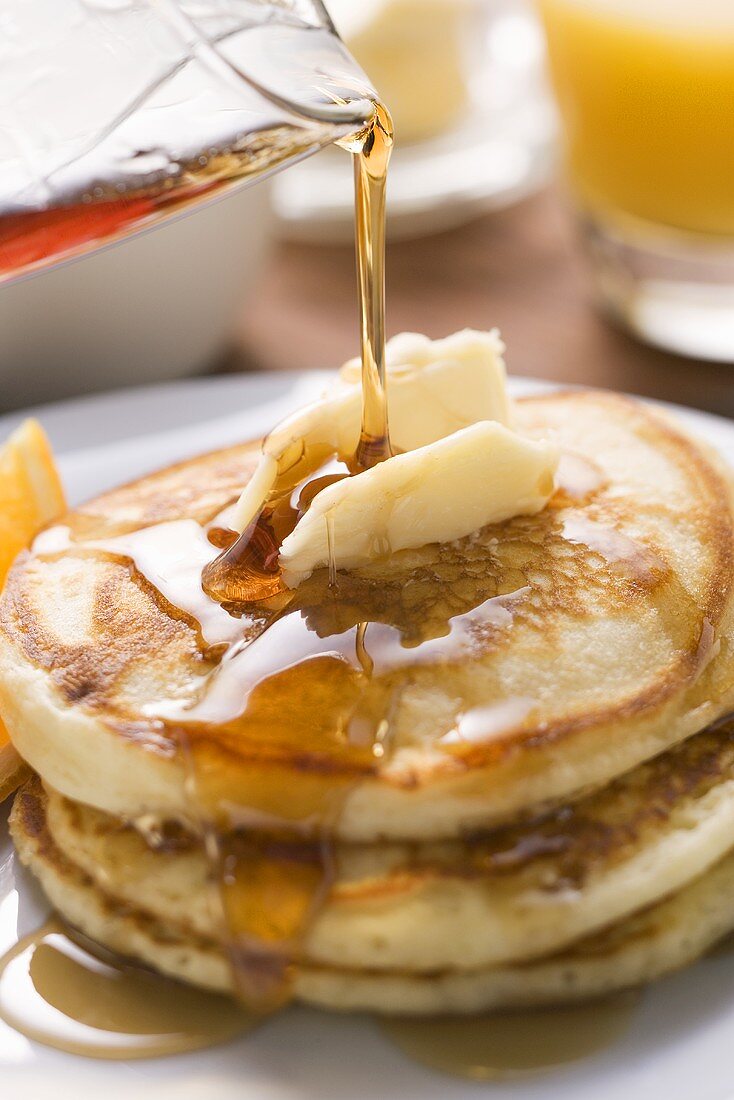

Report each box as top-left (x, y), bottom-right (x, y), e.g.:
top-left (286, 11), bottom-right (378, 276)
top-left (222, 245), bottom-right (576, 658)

top-left (232, 329), bottom-right (511, 533)
top-left (280, 422), bottom-right (558, 587)
top-left (230, 330), bottom-right (557, 588)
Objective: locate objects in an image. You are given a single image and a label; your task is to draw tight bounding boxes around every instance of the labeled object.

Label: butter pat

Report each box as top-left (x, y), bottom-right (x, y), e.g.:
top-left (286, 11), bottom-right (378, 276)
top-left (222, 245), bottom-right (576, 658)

top-left (339, 330), bottom-right (512, 450)
top-left (232, 329), bottom-right (509, 533)
top-left (280, 422), bottom-right (558, 587)
top-left (231, 329), bottom-right (559, 589)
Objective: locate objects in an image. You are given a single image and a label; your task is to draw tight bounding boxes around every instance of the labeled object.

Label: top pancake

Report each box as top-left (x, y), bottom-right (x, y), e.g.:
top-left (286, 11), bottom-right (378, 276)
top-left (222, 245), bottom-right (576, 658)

top-left (1, 390), bottom-right (733, 840)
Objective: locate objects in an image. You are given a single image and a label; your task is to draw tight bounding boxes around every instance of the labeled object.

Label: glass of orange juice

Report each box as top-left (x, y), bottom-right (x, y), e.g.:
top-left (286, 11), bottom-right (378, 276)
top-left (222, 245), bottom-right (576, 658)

top-left (538, 0), bottom-right (734, 360)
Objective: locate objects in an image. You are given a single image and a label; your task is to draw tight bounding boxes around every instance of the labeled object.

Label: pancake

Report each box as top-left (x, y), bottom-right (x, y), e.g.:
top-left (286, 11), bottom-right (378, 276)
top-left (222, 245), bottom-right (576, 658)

top-left (12, 776), bottom-right (734, 1015)
top-left (1, 391), bottom-right (734, 840)
top-left (13, 717), bottom-right (734, 973)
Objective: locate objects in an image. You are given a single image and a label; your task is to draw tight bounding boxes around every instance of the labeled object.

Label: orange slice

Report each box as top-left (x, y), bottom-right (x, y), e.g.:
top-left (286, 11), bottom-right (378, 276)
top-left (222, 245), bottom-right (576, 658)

top-left (0, 419), bottom-right (66, 800)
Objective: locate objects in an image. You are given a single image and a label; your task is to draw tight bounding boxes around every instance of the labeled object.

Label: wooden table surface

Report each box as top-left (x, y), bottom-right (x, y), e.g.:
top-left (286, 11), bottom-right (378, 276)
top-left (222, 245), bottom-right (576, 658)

top-left (235, 186), bottom-right (734, 419)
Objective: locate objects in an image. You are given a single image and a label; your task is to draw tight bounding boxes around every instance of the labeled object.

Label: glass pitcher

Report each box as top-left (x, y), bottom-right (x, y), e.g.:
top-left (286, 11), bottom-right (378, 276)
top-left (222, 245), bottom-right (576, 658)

top-left (0, 0), bottom-right (377, 283)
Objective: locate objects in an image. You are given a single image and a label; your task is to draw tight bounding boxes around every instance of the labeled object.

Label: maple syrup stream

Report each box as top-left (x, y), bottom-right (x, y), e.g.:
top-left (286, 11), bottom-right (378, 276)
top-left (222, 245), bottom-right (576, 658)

top-left (201, 102), bottom-right (394, 605)
top-left (344, 102), bottom-right (394, 470)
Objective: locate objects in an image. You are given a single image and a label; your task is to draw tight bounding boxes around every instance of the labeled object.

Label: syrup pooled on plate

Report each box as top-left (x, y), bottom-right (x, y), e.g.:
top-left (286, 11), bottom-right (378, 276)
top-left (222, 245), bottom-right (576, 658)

top-left (380, 996), bottom-right (641, 1080)
top-left (0, 920), bottom-right (254, 1059)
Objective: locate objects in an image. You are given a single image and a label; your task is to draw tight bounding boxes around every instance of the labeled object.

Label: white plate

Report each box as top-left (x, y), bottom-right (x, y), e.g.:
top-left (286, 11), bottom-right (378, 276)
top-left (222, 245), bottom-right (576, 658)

top-left (1, 373), bottom-right (734, 1100)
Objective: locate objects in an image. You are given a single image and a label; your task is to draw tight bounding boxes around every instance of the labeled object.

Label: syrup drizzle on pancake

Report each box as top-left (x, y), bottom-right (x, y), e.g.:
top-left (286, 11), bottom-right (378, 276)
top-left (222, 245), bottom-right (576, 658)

top-left (24, 447), bottom-right (676, 1014)
top-left (162, 582), bottom-right (530, 1007)
top-left (553, 452), bottom-right (606, 503)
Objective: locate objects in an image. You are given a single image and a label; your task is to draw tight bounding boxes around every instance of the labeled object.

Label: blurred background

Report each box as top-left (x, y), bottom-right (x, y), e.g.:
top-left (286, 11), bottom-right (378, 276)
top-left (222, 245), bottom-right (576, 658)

top-left (2, 0), bottom-right (734, 416)
top-left (237, 0), bottom-right (734, 417)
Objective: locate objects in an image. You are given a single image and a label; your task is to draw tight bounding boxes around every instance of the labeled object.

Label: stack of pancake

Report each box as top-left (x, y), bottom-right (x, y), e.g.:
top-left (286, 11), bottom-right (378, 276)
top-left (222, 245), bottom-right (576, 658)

top-left (3, 389), bottom-right (734, 1015)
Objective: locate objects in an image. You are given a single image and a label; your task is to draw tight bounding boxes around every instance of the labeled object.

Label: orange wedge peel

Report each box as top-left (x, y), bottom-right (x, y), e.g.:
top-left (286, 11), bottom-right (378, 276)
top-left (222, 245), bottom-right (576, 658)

top-left (0, 419), bottom-right (66, 801)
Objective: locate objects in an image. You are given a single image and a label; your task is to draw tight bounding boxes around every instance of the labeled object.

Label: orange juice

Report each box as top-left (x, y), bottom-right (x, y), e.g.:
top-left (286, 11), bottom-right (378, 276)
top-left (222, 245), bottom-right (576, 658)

top-left (538, 0), bottom-right (734, 236)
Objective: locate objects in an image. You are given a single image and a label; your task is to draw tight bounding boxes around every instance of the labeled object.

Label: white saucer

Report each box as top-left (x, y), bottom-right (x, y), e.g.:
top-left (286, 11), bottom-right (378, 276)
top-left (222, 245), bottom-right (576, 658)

top-left (1, 373), bottom-right (734, 1100)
